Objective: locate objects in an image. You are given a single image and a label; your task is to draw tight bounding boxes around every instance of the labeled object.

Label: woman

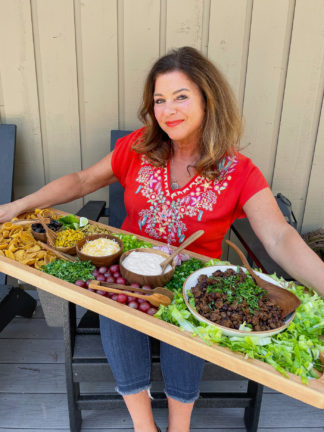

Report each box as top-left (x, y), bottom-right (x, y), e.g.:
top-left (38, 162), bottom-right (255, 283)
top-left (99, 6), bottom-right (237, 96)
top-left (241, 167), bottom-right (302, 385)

top-left (1, 47), bottom-right (324, 432)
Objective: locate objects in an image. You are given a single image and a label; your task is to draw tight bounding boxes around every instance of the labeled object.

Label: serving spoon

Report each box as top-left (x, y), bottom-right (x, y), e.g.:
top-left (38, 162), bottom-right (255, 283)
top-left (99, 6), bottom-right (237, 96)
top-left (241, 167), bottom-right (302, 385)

top-left (225, 239), bottom-right (301, 318)
top-left (89, 280), bottom-right (174, 299)
top-left (38, 241), bottom-right (76, 262)
top-left (88, 281), bottom-right (172, 307)
top-left (160, 229), bottom-right (205, 273)
top-left (10, 218), bottom-right (50, 226)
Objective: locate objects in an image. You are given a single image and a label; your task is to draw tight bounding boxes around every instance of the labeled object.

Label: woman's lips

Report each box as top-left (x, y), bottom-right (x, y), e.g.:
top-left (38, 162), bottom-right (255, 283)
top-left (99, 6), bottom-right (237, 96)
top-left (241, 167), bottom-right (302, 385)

top-left (165, 120), bottom-right (184, 127)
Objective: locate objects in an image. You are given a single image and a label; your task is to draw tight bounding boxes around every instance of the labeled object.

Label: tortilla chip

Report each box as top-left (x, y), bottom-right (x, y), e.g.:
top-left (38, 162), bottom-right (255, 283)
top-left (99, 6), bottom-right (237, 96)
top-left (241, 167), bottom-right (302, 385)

top-left (14, 250), bottom-right (26, 260)
top-left (21, 257), bottom-right (36, 265)
top-left (5, 250), bottom-right (16, 260)
top-left (19, 232), bottom-right (35, 244)
top-left (0, 213), bottom-right (59, 269)
top-left (2, 230), bottom-right (10, 239)
top-left (27, 245), bottom-right (41, 253)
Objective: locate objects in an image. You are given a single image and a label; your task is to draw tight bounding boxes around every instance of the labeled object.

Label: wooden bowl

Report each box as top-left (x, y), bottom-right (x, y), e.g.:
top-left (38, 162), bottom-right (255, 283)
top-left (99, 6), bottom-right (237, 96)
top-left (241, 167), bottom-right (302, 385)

top-left (119, 248), bottom-right (176, 288)
top-left (31, 229), bottom-right (47, 243)
top-left (183, 265), bottom-right (296, 338)
top-left (76, 234), bottom-right (123, 267)
top-left (55, 244), bottom-right (77, 255)
top-left (32, 225), bottom-right (62, 244)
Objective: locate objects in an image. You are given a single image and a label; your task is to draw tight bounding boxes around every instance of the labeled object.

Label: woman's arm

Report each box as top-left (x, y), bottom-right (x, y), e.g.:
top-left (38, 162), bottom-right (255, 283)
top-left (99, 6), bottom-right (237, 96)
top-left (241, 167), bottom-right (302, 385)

top-left (0, 152), bottom-right (118, 223)
top-left (243, 188), bottom-right (324, 298)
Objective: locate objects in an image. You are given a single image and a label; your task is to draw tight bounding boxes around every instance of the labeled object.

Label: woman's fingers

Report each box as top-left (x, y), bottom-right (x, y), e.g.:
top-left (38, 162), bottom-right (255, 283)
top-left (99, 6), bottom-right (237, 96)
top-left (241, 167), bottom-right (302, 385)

top-left (0, 202), bottom-right (20, 223)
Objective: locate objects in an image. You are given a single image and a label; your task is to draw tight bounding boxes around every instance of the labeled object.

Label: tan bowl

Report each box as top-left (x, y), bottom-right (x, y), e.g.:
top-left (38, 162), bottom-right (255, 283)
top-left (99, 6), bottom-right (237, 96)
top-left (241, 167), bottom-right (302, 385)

top-left (55, 244), bottom-right (77, 255)
top-left (76, 234), bottom-right (123, 267)
top-left (32, 229), bottom-right (47, 243)
top-left (32, 225), bottom-right (63, 244)
top-left (183, 265), bottom-right (296, 338)
top-left (119, 248), bottom-right (176, 288)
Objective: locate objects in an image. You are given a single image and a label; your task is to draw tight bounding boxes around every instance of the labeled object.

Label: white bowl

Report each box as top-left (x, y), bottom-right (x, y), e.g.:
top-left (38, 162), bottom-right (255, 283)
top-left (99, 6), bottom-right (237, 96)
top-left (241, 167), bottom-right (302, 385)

top-left (183, 265), bottom-right (296, 338)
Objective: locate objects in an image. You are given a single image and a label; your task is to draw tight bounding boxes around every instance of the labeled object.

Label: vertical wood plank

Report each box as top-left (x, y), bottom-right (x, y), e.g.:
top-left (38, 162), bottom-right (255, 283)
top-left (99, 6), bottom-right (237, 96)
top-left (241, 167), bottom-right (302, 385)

top-left (208, 0), bottom-right (253, 261)
top-left (272, 0), bottom-right (324, 227)
top-left (302, 99), bottom-right (324, 232)
top-left (122, 0), bottom-right (160, 129)
top-left (240, 0), bottom-right (293, 182)
top-left (31, 0), bottom-right (82, 213)
top-left (208, 0), bottom-right (252, 107)
top-left (74, 0), bottom-right (118, 205)
top-left (0, 0), bottom-right (45, 199)
top-left (165, 0), bottom-right (204, 51)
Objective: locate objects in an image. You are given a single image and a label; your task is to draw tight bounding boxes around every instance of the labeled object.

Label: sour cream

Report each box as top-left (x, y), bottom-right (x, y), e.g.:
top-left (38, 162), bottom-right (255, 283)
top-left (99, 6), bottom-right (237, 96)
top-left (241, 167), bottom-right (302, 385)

top-left (122, 251), bottom-right (172, 275)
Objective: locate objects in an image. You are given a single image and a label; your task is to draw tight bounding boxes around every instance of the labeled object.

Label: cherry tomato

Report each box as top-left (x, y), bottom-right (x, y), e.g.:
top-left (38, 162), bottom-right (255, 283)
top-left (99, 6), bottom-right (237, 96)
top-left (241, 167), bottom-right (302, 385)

top-left (139, 302), bottom-right (150, 312)
top-left (117, 294), bottom-right (128, 304)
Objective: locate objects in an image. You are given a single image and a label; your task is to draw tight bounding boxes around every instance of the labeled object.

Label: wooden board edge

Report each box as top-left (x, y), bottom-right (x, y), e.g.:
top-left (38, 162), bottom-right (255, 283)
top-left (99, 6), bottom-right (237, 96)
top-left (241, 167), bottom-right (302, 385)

top-left (0, 253), bottom-right (324, 408)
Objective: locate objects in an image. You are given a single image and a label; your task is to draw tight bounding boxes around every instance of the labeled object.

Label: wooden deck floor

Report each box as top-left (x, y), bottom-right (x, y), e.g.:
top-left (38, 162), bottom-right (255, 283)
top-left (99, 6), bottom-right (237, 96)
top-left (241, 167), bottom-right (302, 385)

top-left (0, 292), bottom-right (324, 432)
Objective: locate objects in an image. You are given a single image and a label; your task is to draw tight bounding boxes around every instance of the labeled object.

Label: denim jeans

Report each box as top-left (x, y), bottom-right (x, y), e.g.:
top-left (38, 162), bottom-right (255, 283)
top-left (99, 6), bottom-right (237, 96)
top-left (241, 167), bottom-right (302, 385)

top-left (100, 315), bottom-right (205, 403)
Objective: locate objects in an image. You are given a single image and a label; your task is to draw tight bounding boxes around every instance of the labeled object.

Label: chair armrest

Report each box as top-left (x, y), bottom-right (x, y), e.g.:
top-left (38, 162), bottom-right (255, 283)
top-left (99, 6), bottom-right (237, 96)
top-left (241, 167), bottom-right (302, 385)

top-left (76, 200), bottom-right (107, 222)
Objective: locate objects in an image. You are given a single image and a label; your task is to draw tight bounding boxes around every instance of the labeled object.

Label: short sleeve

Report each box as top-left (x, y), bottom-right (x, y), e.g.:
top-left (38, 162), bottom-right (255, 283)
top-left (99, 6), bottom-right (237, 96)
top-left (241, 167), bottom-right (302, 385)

top-left (111, 128), bottom-right (145, 188)
top-left (235, 157), bottom-right (269, 219)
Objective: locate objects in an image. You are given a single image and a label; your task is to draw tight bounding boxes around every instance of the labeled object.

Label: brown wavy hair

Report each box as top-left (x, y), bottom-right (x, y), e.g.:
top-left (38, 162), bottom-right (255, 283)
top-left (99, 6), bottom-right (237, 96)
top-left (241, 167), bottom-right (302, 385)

top-left (135, 46), bottom-right (243, 179)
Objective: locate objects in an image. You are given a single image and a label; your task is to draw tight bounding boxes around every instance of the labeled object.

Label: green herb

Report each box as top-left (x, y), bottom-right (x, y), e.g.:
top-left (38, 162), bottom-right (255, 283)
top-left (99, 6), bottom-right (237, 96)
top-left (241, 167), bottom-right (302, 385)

top-left (41, 259), bottom-right (95, 284)
top-left (208, 301), bottom-right (215, 310)
top-left (155, 274), bottom-right (324, 382)
top-left (165, 258), bottom-right (204, 292)
top-left (205, 272), bottom-right (264, 314)
top-left (112, 233), bottom-right (152, 251)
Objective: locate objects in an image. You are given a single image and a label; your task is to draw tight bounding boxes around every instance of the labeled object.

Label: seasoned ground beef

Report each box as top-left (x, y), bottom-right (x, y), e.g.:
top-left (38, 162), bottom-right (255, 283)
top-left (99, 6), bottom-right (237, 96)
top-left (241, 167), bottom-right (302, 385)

top-left (191, 269), bottom-right (284, 331)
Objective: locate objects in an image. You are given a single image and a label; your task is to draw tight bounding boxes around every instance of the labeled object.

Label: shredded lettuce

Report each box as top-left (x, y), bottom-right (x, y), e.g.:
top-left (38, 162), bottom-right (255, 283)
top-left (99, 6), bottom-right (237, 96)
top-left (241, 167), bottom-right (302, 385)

top-left (155, 260), bottom-right (324, 383)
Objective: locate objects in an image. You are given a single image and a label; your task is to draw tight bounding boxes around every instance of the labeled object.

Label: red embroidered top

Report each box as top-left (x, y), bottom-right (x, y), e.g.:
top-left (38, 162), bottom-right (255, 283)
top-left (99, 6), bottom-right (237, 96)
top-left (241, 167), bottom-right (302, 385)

top-left (111, 128), bottom-right (269, 259)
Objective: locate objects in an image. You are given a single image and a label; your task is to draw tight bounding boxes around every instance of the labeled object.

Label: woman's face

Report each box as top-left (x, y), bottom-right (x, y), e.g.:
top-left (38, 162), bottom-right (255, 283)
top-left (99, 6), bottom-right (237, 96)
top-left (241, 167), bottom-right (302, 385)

top-left (153, 70), bottom-right (205, 147)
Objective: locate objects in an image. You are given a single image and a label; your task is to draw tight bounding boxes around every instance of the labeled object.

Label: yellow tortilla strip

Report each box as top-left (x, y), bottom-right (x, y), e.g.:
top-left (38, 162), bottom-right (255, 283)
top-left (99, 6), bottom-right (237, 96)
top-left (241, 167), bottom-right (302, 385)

top-left (5, 250), bottom-right (15, 260)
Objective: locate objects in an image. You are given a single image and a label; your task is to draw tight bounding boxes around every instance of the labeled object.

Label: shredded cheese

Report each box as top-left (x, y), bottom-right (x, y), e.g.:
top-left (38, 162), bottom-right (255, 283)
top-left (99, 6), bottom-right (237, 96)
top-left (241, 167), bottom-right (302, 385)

top-left (81, 238), bottom-right (120, 257)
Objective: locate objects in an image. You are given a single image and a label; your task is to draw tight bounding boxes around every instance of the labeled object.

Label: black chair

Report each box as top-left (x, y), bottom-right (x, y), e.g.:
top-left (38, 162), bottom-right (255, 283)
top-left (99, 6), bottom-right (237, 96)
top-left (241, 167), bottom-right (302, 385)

top-left (0, 124), bottom-right (37, 331)
top-left (232, 193), bottom-right (297, 281)
top-left (62, 130), bottom-right (265, 432)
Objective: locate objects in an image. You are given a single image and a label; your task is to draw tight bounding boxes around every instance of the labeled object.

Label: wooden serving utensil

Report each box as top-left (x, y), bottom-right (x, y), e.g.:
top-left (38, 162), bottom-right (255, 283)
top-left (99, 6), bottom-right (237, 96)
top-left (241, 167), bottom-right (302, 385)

top-left (89, 280), bottom-right (174, 300)
top-left (38, 241), bottom-right (76, 262)
top-left (88, 281), bottom-right (172, 307)
top-left (11, 218), bottom-right (50, 226)
top-left (225, 239), bottom-right (301, 318)
top-left (160, 230), bottom-right (205, 273)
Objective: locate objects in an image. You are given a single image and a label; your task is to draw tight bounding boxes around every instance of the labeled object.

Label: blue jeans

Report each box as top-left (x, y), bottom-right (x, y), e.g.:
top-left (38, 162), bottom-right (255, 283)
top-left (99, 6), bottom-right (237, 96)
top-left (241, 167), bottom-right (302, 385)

top-left (100, 315), bottom-right (205, 403)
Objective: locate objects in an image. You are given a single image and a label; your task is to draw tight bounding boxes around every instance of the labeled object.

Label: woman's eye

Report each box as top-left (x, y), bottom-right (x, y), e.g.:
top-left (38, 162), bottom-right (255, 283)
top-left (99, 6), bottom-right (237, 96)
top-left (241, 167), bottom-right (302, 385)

top-left (176, 94), bottom-right (188, 101)
top-left (154, 98), bottom-right (164, 104)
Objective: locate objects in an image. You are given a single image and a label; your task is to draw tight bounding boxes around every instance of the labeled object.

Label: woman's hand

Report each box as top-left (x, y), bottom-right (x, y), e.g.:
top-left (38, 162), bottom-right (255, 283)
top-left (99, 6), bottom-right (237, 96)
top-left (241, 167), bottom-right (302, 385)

top-left (0, 201), bottom-right (24, 223)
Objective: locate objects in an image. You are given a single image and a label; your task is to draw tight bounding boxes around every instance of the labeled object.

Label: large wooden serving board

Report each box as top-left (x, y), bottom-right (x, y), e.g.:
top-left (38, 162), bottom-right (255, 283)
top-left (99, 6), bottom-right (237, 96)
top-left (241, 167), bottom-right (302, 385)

top-left (1, 209), bottom-right (324, 409)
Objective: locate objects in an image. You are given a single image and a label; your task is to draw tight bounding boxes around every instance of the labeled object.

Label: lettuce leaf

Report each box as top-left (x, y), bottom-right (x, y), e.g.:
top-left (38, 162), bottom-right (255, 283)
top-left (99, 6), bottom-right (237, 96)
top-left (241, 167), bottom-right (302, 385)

top-left (155, 262), bottom-right (324, 383)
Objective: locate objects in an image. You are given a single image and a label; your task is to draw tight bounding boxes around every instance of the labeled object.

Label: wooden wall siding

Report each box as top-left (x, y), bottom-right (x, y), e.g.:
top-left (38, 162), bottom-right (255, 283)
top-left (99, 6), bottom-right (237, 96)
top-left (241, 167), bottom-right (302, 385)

top-left (0, 0), bottom-right (45, 200)
top-left (271, 0), bottom-right (324, 230)
top-left (74, 0), bottom-right (118, 205)
top-left (0, 0), bottom-right (323, 233)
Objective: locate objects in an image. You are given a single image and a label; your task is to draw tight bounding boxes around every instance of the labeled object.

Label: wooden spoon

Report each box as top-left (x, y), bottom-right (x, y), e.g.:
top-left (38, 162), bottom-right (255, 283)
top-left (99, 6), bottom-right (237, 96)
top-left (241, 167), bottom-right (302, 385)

top-left (225, 239), bottom-right (301, 318)
top-left (38, 241), bottom-right (76, 262)
top-left (89, 281), bottom-right (174, 300)
top-left (160, 230), bottom-right (205, 273)
top-left (11, 218), bottom-right (50, 226)
top-left (88, 281), bottom-right (171, 307)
